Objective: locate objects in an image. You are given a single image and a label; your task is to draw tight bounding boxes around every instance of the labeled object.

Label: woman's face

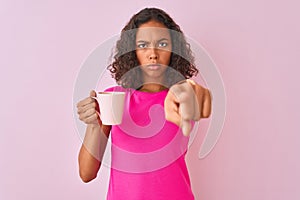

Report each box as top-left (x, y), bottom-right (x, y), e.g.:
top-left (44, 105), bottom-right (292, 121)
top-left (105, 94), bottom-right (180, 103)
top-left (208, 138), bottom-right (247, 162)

top-left (135, 20), bottom-right (172, 83)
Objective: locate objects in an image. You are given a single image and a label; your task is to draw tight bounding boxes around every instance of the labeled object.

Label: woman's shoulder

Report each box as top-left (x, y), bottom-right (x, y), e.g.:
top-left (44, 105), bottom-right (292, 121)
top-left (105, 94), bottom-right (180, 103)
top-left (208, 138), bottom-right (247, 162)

top-left (104, 85), bottom-right (126, 92)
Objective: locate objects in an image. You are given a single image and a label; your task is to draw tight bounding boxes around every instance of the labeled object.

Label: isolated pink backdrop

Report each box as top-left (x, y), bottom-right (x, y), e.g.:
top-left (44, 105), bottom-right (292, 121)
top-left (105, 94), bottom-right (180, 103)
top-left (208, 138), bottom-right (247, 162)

top-left (1, 0), bottom-right (299, 200)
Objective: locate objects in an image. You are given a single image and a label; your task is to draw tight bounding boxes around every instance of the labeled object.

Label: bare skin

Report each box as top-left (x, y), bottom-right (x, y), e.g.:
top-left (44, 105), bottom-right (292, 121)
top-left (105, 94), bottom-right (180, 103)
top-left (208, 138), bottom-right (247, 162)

top-left (136, 20), bottom-right (212, 135)
top-left (76, 20), bottom-right (212, 183)
top-left (136, 20), bottom-right (172, 88)
top-left (165, 79), bottom-right (212, 136)
top-left (77, 90), bottom-right (111, 182)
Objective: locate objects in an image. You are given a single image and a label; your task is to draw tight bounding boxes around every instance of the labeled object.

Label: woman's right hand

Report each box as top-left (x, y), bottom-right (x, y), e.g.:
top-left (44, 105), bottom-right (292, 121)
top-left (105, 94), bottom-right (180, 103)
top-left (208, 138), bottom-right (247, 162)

top-left (76, 90), bottom-right (102, 126)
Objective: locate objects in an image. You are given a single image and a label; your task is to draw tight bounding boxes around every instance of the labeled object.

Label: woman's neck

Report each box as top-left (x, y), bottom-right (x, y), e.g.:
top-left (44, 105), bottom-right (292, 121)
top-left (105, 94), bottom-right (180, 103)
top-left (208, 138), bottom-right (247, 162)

top-left (138, 84), bottom-right (167, 93)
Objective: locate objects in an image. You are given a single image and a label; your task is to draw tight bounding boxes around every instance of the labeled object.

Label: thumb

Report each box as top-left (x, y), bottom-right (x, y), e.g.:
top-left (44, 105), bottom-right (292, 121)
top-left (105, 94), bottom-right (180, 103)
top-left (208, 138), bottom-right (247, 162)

top-left (90, 90), bottom-right (97, 97)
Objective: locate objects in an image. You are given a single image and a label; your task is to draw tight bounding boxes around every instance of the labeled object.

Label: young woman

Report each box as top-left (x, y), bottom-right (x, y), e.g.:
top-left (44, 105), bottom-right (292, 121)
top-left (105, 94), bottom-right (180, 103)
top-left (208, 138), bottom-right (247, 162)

top-left (76, 7), bottom-right (211, 200)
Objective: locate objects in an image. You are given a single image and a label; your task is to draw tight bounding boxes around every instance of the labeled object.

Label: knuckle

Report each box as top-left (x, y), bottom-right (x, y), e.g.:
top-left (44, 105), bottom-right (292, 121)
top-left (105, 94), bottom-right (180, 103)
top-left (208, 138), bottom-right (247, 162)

top-left (79, 115), bottom-right (84, 121)
top-left (77, 107), bottom-right (83, 114)
top-left (76, 101), bottom-right (82, 108)
top-left (170, 84), bottom-right (182, 94)
top-left (179, 93), bottom-right (189, 101)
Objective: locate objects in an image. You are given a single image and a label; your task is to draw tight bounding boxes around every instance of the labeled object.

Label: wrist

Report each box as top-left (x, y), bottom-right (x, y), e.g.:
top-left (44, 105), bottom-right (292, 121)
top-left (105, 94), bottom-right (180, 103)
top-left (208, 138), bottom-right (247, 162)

top-left (87, 123), bottom-right (101, 131)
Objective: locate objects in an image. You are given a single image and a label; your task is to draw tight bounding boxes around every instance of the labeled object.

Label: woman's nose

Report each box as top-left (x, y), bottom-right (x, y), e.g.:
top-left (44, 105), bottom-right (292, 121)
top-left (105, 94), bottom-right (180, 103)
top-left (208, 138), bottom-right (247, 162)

top-left (149, 48), bottom-right (158, 60)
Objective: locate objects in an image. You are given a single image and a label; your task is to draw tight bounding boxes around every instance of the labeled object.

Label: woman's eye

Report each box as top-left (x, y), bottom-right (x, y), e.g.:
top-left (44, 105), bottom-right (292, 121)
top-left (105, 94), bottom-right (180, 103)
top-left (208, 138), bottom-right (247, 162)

top-left (137, 43), bottom-right (147, 48)
top-left (158, 42), bottom-right (168, 47)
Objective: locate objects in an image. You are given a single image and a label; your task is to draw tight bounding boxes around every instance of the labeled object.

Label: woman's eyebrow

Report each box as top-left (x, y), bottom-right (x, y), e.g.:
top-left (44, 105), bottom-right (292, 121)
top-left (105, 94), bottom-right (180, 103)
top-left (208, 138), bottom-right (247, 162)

top-left (136, 40), bottom-right (149, 43)
top-left (136, 38), bottom-right (169, 43)
top-left (157, 38), bottom-right (169, 42)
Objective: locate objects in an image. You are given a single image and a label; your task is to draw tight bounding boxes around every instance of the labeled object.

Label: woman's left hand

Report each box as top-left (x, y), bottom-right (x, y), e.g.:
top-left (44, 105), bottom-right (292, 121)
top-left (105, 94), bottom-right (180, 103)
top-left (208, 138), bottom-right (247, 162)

top-left (164, 79), bottom-right (212, 136)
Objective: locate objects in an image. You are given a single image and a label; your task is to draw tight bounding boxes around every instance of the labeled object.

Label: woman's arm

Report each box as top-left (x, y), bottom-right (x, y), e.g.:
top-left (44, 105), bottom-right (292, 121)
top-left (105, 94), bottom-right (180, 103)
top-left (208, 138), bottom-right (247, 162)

top-left (78, 124), bottom-right (111, 183)
top-left (76, 90), bottom-right (111, 183)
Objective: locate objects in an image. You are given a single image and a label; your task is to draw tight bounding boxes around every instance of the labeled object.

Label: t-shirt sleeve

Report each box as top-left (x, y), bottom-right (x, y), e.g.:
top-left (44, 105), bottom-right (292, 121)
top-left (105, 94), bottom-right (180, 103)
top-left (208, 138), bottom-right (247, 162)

top-left (104, 85), bottom-right (126, 92)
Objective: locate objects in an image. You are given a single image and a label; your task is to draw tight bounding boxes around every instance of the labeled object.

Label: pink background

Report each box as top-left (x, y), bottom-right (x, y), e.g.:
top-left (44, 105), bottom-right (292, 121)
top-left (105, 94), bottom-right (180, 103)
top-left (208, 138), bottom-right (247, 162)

top-left (1, 0), bottom-right (299, 199)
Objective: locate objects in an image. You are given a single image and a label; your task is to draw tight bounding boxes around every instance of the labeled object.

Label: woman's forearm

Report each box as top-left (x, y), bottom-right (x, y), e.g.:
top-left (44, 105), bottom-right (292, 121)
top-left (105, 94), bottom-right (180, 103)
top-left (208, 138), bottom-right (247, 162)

top-left (78, 124), bottom-right (109, 182)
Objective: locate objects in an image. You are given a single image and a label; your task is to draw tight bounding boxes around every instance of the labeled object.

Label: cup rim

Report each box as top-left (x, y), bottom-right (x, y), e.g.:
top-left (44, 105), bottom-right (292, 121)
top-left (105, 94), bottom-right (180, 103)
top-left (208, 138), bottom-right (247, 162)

top-left (98, 91), bottom-right (125, 95)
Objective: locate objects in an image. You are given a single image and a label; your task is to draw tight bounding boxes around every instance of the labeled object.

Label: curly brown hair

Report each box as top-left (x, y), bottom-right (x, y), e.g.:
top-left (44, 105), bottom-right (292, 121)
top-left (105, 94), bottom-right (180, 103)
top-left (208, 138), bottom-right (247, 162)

top-left (107, 7), bottom-right (198, 89)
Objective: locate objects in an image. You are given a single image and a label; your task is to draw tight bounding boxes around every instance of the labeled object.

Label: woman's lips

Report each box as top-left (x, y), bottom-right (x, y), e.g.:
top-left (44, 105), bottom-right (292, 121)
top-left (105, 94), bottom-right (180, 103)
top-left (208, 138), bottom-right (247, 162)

top-left (146, 64), bottom-right (161, 70)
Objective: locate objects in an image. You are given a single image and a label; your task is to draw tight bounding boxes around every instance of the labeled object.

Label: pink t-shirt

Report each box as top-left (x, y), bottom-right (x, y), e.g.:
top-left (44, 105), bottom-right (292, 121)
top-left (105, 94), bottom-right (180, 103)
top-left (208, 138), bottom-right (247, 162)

top-left (105, 86), bottom-right (195, 200)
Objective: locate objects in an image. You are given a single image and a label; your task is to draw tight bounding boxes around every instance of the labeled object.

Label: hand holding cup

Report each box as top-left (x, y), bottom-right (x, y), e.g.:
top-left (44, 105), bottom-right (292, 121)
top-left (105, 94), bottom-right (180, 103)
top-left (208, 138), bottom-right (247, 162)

top-left (76, 90), bottom-right (101, 126)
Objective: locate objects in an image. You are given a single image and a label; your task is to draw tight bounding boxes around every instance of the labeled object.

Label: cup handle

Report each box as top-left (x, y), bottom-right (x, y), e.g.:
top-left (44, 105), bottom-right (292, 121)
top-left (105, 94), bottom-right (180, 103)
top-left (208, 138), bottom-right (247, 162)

top-left (91, 96), bottom-right (102, 120)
